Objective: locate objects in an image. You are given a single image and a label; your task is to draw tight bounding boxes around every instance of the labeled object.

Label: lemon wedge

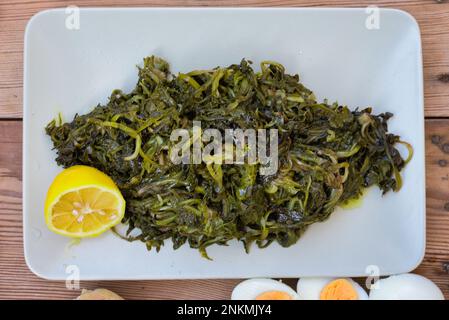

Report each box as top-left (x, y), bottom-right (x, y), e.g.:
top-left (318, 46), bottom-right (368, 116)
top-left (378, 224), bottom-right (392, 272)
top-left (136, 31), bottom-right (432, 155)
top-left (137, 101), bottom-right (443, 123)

top-left (45, 165), bottom-right (126, 238)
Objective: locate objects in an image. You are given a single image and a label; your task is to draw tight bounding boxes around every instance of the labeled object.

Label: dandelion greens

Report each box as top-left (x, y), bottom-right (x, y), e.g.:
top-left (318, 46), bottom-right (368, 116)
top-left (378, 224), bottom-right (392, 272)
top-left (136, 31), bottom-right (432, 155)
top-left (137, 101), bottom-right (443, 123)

top-left (46, 56), bottom-right (412, 258)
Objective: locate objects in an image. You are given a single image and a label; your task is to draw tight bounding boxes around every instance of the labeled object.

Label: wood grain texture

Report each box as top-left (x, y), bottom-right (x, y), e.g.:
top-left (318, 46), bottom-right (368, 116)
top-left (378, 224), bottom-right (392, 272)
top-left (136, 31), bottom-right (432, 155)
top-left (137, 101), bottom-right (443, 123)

top-left (1, 120), bottom-right (449, 300)
top-left (2, 0), bottom-right (449, 300)
top-left (1, 0), bottom-right (449, 118)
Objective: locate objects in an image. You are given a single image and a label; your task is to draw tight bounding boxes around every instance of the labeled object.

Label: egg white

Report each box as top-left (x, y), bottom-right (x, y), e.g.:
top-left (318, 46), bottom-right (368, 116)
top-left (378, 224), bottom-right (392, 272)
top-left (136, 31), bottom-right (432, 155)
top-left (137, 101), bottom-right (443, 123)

top-left (231, 278), bottom-right (299, 300)
top-left (369, 273), bottom-right (444, 300)
top-left (297, 277), bottom-right (368, 300)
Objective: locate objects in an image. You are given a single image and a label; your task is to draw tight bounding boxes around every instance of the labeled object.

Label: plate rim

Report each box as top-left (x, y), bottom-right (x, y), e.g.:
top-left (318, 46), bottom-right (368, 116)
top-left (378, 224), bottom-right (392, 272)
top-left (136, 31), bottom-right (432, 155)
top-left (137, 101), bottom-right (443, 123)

top-left (22, 6), bottom-right (425, 280)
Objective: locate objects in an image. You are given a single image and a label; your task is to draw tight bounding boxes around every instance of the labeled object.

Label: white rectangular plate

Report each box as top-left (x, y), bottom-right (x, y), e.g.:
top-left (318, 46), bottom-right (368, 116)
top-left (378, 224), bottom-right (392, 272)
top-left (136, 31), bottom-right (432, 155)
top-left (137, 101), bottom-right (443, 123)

top-left (24, 7), bottom-right (425, 280)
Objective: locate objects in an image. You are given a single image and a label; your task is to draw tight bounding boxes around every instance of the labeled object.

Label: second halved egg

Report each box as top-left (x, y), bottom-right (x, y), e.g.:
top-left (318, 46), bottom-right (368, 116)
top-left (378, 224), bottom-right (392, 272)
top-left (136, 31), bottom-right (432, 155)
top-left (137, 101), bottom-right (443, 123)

top-left (297, 277), bottom-right (368, 300)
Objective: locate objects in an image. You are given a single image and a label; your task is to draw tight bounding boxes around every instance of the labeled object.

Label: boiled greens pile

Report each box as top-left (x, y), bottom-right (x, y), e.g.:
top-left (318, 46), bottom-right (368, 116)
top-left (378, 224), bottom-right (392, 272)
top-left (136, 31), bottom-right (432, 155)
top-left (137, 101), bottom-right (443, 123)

top-left (46, 56), bottom-right (412, 258)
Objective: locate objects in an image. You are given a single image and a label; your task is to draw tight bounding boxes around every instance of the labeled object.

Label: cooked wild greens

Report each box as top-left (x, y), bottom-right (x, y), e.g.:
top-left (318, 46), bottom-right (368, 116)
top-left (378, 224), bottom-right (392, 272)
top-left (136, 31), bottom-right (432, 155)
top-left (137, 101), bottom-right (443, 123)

top-left (46, 56), bottom-right (412, 258)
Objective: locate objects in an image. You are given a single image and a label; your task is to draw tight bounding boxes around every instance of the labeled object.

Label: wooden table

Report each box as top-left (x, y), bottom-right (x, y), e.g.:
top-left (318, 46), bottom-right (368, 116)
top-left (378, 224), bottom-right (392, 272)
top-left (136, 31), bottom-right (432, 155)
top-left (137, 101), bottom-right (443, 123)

top-left (1, 0), bottom-right (449, 300)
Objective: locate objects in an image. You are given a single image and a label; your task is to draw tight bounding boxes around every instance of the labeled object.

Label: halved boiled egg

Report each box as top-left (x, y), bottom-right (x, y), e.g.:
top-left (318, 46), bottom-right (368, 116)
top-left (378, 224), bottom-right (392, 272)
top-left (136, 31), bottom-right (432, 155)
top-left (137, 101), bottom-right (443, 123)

top-left (297, 277), bottom-right (368, 300)
top-left (369, 273), bottom-right (444, 300)
top-left (231, 278), bottom-right (299, 300)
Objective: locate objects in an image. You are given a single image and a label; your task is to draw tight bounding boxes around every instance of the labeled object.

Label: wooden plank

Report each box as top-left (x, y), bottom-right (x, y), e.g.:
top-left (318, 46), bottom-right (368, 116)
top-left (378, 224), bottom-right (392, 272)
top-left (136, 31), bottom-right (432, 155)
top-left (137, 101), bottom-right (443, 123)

top-left (1, 119), bottom-right (449, 299)
top-left (1, 0), bottom-right (449, 118)
top-left (414, 119), bottom-right (449, 295)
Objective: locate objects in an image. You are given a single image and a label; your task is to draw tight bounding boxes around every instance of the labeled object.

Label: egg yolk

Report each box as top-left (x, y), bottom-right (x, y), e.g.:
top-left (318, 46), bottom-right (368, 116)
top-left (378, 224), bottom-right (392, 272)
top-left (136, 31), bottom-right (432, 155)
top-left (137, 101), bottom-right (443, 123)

top-left (256, 291), bottom-right (293, 300)
top-left (320, 279), bottom-right (358, 300)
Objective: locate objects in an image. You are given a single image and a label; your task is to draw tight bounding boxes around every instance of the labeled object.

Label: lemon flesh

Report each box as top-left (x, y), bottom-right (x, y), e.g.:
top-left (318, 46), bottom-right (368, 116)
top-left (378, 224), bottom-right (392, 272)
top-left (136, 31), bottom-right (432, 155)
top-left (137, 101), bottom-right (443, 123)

top-left (45, 165), bottom-right (126, 238)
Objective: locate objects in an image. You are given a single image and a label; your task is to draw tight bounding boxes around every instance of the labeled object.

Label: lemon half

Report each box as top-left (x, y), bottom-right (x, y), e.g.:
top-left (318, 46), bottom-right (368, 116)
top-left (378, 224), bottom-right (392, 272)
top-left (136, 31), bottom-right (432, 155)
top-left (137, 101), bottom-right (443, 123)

top-left (45, 165), bottom-right (126, 238)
